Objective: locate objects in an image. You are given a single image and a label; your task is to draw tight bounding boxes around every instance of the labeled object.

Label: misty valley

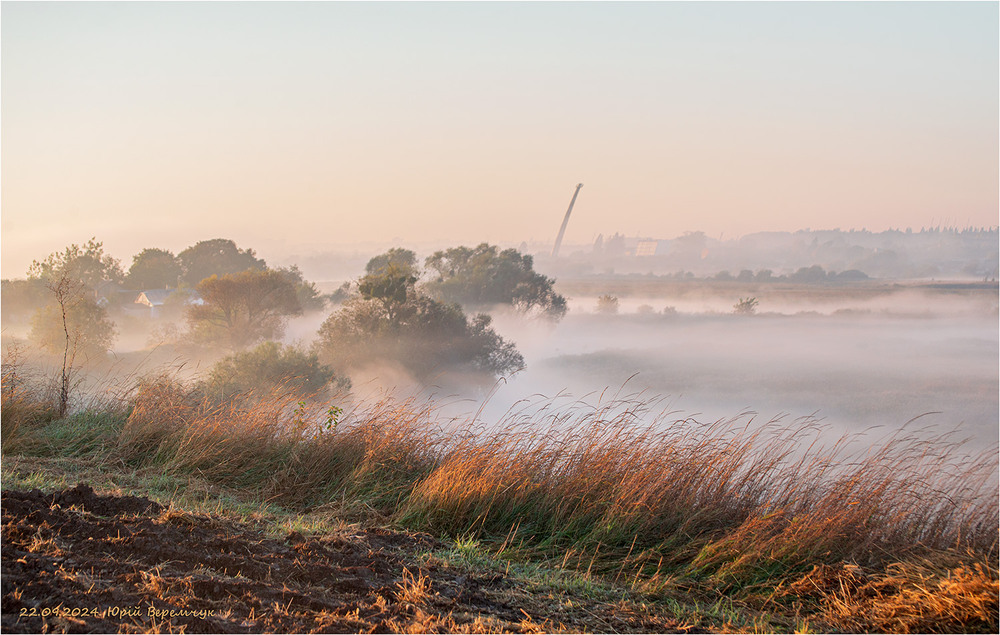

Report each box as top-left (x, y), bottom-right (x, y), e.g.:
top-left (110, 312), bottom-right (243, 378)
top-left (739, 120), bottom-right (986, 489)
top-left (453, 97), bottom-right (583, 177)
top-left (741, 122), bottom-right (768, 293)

top-left (3, 232), bottom-right (998, 452)
top-left (2, 231), bottom-right (997, 633)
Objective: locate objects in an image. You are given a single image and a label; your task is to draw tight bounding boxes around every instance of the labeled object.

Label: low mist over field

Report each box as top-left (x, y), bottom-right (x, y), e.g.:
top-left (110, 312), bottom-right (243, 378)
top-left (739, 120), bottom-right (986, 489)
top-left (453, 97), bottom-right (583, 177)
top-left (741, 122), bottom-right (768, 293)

top-left (8, 239), bottom-right (996, 460)
top-left (3, 3), bottom-right (999, 630)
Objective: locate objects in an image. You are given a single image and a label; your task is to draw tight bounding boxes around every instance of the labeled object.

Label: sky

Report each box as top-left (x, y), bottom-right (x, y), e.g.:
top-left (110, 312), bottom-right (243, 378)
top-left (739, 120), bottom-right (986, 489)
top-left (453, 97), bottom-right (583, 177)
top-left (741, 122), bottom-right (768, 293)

top-left (2, 1), bottom-right (998, 276)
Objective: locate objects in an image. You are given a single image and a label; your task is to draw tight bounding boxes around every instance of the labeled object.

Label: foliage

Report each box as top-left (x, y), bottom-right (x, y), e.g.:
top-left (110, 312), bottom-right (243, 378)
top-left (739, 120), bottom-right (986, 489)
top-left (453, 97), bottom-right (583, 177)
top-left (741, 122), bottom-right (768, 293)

top-left (30, 296), bottom-right (116, 360)
top-left (27, 238), bottom-right (125, 290)
top-left (357, 264), bottom-right (418, 323)
top-left (28, 263), bottom-right (115, 416)
top-left (317, 265), bottom-right (524, 381)
top-left (326, 281), bottom-right (354, 305)
top-left (365, 247), bottom-right (419, 277)
top-left (177, 238), bottom-right (266, 286)
top-left (201, 341), bottom-right (348, 401)
top-left (424, 244), bottom-right (567, 319)
top-left (125, 248), bottom-right (182, 289)
top-left (25, 242), bottom-right (120, 414)
top-left (595, 294), bottom-right (619, 315)
top-left (790, 265), bottom-right (828, 283)
top-left (275, 265), bottom-right (326, 311)
top-left (733, 297), bottom-right (759, 315)
top-left (188, 270), bottom-right (302, 350)
top-left (1, 278), bottom-right (49, 324)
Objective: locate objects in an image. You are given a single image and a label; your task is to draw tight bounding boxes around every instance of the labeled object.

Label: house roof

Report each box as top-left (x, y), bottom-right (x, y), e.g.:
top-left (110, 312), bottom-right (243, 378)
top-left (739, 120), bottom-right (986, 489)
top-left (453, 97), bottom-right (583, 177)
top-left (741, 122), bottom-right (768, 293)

top-left (135, 289), bottom-right (173, 306)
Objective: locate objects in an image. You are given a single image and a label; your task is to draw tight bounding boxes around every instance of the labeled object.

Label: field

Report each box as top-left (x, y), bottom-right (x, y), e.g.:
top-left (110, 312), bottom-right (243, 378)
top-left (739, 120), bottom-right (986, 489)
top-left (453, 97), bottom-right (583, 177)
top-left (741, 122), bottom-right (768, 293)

top-left (2, 340), bottom-right (997, 633)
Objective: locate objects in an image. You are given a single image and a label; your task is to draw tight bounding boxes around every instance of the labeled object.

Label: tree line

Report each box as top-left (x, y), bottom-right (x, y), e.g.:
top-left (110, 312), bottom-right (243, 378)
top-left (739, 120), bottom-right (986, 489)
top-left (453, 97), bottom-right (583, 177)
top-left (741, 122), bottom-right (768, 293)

top-left (4, 238), bottom-right (567, 403)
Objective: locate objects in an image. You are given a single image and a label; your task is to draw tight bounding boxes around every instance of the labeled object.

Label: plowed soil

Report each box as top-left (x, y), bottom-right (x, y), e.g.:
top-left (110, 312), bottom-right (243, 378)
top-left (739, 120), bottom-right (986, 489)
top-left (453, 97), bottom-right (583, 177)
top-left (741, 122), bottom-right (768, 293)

top-left (1, 484), bottom-right (700, 634)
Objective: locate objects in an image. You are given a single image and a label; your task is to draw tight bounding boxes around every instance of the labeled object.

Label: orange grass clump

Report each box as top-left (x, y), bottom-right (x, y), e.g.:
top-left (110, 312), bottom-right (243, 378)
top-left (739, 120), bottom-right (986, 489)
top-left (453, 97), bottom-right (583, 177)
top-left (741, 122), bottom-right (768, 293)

top-left (786, 558), bottom-right (999, 633)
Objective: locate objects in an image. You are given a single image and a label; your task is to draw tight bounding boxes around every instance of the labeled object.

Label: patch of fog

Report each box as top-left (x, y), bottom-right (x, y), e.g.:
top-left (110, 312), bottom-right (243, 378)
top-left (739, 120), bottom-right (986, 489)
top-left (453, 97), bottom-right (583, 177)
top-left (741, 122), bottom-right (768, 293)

top-left (477, 306), bottom-right (998, 452)
top-left (565, 287), bottom-right (999, 318)
top-left (83, 285), bottom-right (997, 456)
top-left (281, 309), bottom-right (332, 347)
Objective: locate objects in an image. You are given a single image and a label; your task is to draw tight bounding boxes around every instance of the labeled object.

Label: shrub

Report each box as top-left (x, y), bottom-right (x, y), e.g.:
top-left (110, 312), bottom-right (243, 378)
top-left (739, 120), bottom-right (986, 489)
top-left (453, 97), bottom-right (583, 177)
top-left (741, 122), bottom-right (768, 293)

top-left (596, 294), bottom-right (619, 315)
top-left (201, 341), bottom-right (348, 401)
top-left (733, 297), bottom-right (759, 315)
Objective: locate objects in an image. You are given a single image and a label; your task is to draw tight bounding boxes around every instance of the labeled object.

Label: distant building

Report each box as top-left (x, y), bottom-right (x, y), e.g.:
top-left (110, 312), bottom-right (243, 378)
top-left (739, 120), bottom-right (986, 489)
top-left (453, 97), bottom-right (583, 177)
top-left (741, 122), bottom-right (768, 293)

top-left (635, 240), bottom-right (659, 257)
top-left (134, 289), bottom-right (202, 318)
top-left (634, 239), bottom-right (671, 256)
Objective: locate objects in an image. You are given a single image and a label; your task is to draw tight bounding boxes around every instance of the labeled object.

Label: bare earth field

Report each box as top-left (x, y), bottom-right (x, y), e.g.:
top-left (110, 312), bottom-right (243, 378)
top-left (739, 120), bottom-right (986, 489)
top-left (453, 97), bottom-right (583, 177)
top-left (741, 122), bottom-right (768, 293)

top-left (1, 483), bottom-right (705, 634)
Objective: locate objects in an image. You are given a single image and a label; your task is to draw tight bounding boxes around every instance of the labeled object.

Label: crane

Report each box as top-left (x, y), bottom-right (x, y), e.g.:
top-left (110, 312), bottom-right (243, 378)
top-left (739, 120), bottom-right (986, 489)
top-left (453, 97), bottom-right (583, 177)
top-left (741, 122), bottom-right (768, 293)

top-left (551, 183), bottom-right (583, 257)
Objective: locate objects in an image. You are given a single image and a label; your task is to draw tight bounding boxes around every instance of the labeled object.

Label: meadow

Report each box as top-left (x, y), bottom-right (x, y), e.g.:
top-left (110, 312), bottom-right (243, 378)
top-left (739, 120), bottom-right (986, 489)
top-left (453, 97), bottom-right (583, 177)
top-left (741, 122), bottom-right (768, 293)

top-left (2, 347), bottom-right (997, 632)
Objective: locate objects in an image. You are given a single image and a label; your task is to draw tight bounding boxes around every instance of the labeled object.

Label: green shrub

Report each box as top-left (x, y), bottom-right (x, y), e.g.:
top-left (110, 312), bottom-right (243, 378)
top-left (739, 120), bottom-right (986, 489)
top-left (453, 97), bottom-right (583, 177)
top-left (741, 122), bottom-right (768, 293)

top-left (201, 341), bottom-right (349, 401)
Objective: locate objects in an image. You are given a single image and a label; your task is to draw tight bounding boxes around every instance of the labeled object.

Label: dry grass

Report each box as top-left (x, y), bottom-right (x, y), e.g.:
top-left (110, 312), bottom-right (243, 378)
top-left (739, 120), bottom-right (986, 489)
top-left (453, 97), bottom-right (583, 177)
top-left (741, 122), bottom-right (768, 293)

top-left (395, 567), bottom-right (434, 605)
top-left (400, 398), bottom-right (997, 587)
top-left (1, 343), bottom-right (60, 449)
top-left (783, 555), bottom-right (999, 632)
top-left (114, 375), bottom-right (447, 508)
top-left (5, 368), bottom-right (998, 631)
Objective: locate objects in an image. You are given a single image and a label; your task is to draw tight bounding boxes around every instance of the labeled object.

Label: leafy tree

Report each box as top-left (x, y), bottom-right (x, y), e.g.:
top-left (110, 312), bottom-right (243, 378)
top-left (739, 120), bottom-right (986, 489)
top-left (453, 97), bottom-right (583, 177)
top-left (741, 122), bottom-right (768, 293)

top-left (733, 297), bottom-right (759, 315)
top-left (27, 238), bottom-right (124, 290)
top-left (30, 294), bottom-right (115, 360)
top-left (365, 247), bottom-right (419, 277)
top-left (125, 248), bottom-right (182, 289)
top-left (27, 248), bottom-right (118, 415)
top-left (188, 270), bottom-right (302, 350)
top-left (177, 238), bottom-right (266, 286)
top-left (326, 281), bottom-right (354, 305)
top-left (596, 294), bottom-right (619, 315)
top-left (275, 265), bottom-right (326, 311)
top-left (357, 263), bottom-right (417, 324)
top-left (790, 265), bottom-right (827, 283)
top-left (201, 341), bottom-right (348, 401)
top-left (424, 243), bottom-right (567, 319)
top-left (316, 263), bottom-right (524, 381)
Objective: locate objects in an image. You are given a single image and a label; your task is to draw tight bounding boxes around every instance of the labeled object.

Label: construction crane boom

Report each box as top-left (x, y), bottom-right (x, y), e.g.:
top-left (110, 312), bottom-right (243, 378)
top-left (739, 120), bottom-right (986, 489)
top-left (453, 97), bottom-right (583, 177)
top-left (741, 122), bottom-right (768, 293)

top-left (552, 183), bottom-right (583, 257)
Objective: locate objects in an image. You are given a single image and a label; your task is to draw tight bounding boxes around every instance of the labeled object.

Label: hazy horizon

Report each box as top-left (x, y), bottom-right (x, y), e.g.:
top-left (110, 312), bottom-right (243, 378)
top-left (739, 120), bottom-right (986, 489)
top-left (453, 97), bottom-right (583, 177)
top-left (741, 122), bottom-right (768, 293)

top-left (3, 2), bottom-right (998, 276)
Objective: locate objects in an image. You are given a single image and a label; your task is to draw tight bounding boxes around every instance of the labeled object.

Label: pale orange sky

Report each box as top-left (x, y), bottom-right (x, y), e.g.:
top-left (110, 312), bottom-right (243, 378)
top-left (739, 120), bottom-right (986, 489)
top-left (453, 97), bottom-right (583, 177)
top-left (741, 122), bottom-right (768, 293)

top-left (2, 2), bottom-right (997, 276)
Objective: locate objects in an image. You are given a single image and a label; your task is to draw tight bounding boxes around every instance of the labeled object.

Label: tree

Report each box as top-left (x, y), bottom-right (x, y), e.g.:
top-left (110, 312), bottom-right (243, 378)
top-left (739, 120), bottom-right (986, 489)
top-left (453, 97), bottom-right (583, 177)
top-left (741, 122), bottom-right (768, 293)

top-left (200, 341), bottom-right (348, 401)
top-left (177, 238), bottom-right (266, 286)
top-left (365, 247), bottom-right (419, 277)
top-left (28, 257), bottom-right (116, 416)
top-left (316, 264), bottom-right (524, 382)
top-left (596, 294), bottom-right (619, 315)
top-left (30, 293), bottom-right (116, 360)
top-left (733, 297), bottom-right (759, 315)
top-left (357, 263), bottom-right (417, 324)
top-left (125, 248), bottom-right (182, 289)
top-left (27, 238), bottom-right (124, 290)
top-left (424, 243), bottom-right (567, 319)
top-left (188, 270), bottom-right (302, 350)
top-left (789, 265), bottom-right (827, 284)
top-left (275, 265), bottom-right (326, 311)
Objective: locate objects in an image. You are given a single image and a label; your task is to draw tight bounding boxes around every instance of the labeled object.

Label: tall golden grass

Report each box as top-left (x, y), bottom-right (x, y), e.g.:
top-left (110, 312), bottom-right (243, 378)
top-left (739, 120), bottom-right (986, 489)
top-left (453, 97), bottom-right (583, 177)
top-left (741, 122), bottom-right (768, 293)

top-left (3, 368), bottom-right (997, 618)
